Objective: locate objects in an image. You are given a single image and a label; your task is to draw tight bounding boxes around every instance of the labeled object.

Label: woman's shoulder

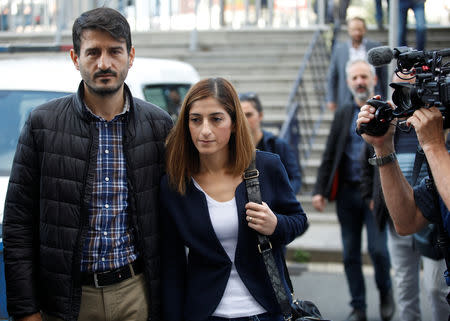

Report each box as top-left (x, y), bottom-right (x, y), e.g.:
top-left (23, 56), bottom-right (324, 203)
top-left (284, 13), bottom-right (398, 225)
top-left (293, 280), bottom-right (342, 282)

top-left (255, 150), bottom-right (283, 171)
top-left (256, 149), bottom-right (280, 160)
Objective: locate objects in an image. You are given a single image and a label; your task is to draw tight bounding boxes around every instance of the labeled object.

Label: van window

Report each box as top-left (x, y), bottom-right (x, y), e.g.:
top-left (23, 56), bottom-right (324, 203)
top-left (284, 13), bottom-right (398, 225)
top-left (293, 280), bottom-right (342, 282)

top-left (143, 84), bottom-right (191, 117)
top-left (0, 90), bottom-right (71, 175)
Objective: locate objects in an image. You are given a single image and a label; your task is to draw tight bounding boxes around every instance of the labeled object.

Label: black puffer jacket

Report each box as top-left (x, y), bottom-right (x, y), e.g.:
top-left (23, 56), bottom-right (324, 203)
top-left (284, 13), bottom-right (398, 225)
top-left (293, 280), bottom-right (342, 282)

top-left (2, 82), bottom-right (173, 321)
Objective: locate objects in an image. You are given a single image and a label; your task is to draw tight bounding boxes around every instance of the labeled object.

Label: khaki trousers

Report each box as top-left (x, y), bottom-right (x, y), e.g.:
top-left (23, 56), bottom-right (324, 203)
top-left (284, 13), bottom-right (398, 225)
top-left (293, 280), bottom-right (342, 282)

top-left (43, 273), bottom-right (149, 321)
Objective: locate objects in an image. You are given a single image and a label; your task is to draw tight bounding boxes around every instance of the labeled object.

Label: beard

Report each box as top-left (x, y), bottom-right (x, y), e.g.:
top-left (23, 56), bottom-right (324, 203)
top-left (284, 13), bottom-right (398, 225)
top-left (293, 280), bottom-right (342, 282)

top-left (85, 80), bottom-right (122, 96)
top-left (81, 67), bottom-right (128, 97)
top-left (350, 85), bottom-right (373, 102)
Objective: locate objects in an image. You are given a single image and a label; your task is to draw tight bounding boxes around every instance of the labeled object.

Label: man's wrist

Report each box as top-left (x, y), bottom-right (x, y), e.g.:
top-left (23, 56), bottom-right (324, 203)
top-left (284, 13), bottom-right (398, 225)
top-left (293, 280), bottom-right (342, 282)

top-left (373, 145), bottom-right (395, 157)
top-left (368, 152), bottom-right (397, 166)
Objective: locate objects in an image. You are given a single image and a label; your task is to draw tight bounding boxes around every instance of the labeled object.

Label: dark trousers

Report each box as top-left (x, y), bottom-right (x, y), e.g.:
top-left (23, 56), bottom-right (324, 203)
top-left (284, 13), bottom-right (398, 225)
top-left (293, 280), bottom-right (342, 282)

top-left (336, 183), bottom-right (392, 310)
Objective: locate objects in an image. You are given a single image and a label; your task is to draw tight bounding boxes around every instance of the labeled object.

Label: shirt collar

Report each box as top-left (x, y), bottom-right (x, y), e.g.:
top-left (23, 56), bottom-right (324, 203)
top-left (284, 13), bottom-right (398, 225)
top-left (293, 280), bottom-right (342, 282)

top-left (83, 92), bottom-right (130, 122)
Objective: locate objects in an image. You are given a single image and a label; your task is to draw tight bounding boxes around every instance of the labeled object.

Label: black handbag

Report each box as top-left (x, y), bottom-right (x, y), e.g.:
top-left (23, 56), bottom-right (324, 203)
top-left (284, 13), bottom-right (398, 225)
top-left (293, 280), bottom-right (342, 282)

top-left (243, 159), bottom-right (331, 321)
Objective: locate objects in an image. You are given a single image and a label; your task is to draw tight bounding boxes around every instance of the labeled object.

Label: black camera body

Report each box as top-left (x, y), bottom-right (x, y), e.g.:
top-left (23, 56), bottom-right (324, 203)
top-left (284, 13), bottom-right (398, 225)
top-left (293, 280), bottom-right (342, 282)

top-left (359, 46), bottom-right (450, 136)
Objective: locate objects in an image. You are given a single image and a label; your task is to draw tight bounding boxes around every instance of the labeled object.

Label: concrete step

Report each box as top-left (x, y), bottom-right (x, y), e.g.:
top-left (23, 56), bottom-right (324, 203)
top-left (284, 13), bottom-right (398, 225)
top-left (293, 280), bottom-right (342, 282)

top-left (286, 211), bottom-right (373, 264)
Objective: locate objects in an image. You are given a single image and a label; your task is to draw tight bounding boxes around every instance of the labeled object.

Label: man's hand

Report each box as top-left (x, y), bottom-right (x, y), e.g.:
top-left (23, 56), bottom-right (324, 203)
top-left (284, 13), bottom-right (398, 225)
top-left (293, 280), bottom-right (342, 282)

top-left (245, 201), bottom-right (278, 236)
top-left (406, 107), bottom-right (445, 153)
top-left (327, 102), bottom-right (337, 112)
top-left (17, 313), bottom-right (42, 321)
top-left (312, 194), bottom-right (326, 212)
top-left (356, 97), bottom-right (396, 155)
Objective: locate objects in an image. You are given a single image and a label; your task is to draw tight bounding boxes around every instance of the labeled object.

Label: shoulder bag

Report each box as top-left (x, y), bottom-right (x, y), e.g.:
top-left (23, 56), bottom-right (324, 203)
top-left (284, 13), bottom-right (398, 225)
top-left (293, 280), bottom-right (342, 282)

top-left (243, 158), bottom-right (331, 321)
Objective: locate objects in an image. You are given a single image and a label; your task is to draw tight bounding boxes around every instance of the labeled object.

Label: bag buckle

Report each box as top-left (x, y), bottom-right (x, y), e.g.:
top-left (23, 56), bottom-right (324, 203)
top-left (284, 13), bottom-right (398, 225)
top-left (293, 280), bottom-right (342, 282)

top-left (257, 241), bottom-right (272, 253)
top-left (243, 169), bottom-right (259, 180)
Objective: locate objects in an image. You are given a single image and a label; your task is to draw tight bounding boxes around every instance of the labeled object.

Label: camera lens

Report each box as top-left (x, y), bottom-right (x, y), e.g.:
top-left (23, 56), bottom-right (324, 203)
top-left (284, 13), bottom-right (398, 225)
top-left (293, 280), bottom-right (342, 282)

top-left (392, 85), bottom-right (412, 112)
top-left (390, 82), bottom-right (421, 117)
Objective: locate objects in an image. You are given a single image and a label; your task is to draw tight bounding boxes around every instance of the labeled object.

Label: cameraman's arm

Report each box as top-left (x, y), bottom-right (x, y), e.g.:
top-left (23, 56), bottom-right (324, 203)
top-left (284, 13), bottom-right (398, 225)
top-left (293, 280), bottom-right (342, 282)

top-left (407, 107), bottom-right (450, 210)
top-left (377, 155), bottom-right (428, 235)
top-left (357, 104), bottom-right (429, 235)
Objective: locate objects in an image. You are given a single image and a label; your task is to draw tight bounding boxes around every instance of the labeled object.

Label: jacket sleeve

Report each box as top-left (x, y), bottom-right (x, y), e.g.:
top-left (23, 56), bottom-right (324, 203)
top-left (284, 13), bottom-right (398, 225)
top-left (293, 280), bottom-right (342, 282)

top-left (326, 44), bottom-right (340, 103)
top-left (160, 179), bottom-right (187, 321)
top-left (2, 113), bottom-right (41, 318)
top-left (276, 139), bottom-right (302, 194)
top-left (312, 110), bottom-right (342, 196)
top-left (263, 155), bottom-right (308, 246)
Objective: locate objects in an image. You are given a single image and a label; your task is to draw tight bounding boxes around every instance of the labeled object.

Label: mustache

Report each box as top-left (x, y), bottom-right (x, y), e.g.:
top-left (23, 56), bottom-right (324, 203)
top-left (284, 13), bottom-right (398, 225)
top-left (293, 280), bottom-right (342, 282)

top-left (94, 69), bottom-right (117, 78)
top-left (356, 85), bottom-right (367, 91)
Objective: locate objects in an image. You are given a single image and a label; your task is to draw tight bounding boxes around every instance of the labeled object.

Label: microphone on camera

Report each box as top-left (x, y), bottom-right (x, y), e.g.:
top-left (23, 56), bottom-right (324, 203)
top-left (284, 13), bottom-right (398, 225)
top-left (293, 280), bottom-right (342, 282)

top-left (367, 46), bottom-right (395, 67)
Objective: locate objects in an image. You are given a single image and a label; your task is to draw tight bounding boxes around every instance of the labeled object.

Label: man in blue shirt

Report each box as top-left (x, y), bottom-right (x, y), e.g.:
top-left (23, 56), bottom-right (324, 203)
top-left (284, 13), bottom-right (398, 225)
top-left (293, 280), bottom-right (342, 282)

top-left (313, 59), bottom-right (395, 321)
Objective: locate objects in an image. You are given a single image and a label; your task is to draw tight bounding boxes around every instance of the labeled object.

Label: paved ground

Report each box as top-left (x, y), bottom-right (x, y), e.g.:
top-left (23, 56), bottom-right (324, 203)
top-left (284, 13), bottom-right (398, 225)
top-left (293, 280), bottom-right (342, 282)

top-left (289, 263), bottom-right (433, 321)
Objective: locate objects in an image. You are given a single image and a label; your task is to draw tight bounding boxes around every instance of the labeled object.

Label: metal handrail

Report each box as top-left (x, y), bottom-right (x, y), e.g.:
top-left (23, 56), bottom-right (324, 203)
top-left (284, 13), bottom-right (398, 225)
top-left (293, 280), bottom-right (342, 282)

top-left (278, 26), bottom-right (338, 191)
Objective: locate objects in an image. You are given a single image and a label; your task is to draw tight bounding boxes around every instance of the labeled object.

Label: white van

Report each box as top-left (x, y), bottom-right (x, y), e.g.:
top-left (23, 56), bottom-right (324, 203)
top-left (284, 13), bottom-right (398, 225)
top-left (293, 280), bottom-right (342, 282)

top-left (0, 55), bottom-right (200, 221)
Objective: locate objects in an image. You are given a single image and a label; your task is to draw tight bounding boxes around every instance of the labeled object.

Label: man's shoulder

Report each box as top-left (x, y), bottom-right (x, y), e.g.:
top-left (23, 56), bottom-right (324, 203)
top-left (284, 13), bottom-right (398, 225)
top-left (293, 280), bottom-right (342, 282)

top-left (31, 94), bottom-right (75, 118)
top-left (132, 97), bottom-right (172, 122)
top-left (333, 41), bottom-right (349, 52)
top-left (263, 130), bottom-right (288, 148)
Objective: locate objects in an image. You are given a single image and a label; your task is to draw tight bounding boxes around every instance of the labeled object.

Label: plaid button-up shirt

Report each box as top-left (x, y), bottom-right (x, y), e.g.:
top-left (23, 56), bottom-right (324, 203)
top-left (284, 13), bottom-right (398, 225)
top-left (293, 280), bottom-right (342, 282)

top-left (81, 95), bottom-right (137, 273)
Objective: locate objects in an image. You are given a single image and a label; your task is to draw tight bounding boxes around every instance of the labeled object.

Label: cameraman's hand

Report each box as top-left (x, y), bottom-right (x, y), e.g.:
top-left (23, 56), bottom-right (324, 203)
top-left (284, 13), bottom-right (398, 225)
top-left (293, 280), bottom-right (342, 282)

top-left (356, 96), bottom-right (396, 155)
top-left (406, 107), bottom-right (445, 153)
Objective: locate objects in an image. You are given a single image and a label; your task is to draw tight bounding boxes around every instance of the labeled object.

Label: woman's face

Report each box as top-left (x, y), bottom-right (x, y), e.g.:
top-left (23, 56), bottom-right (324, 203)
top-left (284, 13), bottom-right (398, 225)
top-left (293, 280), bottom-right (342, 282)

top-left (188, 97), bottom-right (234, 158)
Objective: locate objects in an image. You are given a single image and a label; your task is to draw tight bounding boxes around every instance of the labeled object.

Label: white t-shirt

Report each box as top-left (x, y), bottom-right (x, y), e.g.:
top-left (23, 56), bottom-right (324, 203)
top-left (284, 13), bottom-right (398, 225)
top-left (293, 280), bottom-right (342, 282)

top-left (193, 179), bottom-right (266, 318)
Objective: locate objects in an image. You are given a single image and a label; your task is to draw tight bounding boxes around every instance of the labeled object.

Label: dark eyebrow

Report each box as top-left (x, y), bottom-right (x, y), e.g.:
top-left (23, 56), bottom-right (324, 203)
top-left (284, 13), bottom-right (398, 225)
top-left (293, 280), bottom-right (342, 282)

top-left (189, 112), bottom-right (226, 117)
top-left (210, 112), bottom-right (226, 117)
top-left (84, 46), bottom-right (124, 53)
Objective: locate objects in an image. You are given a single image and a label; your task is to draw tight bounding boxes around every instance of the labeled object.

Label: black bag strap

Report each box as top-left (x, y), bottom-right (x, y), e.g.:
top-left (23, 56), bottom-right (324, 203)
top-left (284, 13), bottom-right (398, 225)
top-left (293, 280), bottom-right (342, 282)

top-left (411, 145), bottom-right (426, 186)
top-left (243, 158), bottom-right (293, 321)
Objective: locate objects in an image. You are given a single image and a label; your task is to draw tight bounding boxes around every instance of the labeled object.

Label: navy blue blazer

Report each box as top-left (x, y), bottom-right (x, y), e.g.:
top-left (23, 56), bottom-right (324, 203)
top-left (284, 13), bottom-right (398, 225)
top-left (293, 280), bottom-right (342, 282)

top-left (160, 151), bottom-right (308, 321)
top-left (259, 130), bottom-right (302, 194)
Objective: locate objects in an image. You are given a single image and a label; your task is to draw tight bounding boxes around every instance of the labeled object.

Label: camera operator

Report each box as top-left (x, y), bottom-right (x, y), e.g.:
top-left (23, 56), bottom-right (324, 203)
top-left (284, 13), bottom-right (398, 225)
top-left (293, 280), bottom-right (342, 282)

top-left (356, 103), bottom-right (450, 238)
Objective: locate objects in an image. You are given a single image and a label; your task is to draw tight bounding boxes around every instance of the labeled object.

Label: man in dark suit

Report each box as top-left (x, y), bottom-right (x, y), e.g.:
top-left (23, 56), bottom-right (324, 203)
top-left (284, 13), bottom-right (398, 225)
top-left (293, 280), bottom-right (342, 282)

top-left (326, 17), bottom-right (387, 111)
top-left (313, 59), bottom-right (395, 321)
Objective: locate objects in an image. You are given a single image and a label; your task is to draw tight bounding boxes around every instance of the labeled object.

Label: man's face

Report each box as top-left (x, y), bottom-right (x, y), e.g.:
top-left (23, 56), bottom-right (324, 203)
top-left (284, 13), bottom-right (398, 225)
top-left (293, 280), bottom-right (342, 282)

top-left (241, 100), bottom-right (263, 135)
top-left (71, 29), bottom-right (135, 97)
top-left (347, 62), bottom-right (376, 104)
top-left (348, 19), bottom-right (366, 45)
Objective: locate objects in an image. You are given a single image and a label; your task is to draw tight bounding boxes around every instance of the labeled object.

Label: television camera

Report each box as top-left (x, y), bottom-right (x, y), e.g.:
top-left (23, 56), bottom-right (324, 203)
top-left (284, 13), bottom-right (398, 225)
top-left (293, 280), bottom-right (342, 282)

top-left (357, 46), bottom-right (450, 136)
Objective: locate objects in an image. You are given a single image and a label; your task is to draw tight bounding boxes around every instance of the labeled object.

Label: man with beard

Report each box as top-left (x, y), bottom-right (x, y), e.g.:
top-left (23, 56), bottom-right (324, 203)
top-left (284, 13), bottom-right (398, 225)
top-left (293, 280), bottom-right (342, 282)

top-left (312, 59), bottom-right (395, 321)
top-left (326, 17), bottom-right (387, 111)
top-left (2, 7), bottom-right (173, 321)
